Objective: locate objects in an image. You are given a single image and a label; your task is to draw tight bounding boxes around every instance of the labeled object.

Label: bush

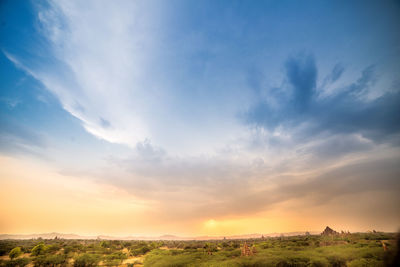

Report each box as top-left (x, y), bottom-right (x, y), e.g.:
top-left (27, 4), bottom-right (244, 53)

top-left (45, 244), bottom-right (61, 254)
top-left (103, 251), bottom-right (128, 266)
top-left (327, 255), bottom-right (347, 267)
top-left (9, 247), bottom-right (22, 259)
top-left (100, 241), bottom-right (110, 248)
top-left (73, 253), bottom-right (101, 267)
top-left (33, 254), bottom-right (67, 267)
top-left (31, 243), bottom-right (46, 256)
top-left (130, 245), bottom-right (151, 256)
top-left (4, 257), bottom-right (30, 267)
top-left (63, 245), bottom-right (75, 255)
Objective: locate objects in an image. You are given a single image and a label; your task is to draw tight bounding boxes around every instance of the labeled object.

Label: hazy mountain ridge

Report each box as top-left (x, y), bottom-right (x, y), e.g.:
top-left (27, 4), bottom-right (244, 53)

top-left (0, 231), bottom-right (320, 241)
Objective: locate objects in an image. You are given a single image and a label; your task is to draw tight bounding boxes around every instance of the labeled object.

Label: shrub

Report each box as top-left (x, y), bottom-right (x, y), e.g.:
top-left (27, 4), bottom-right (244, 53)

top-left (31, 243), bottom-right (46, 256)
top-left (327, 255), bottom-right (347, 267)
top-left (130, 245), bottom-right (151, 256)
top-left (100, 241), bottom-right (110, 248)
top-left (33, 254), bottom-right (67, 267)
top-left (73, 253), bottom-right (101, 267)
top-left (63, 245), bottom-right (74, 255)
top-left (103, 251), bottom-right (127, 265)
top-left (45, 244), bottom-right (61, 254)
top-left (9, 247), bottom-right (22, 259)
top-left (4, 257), bottom-right (30, 267)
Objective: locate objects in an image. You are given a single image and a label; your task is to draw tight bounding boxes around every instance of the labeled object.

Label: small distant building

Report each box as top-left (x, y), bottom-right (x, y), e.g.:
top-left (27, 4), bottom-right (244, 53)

top-left (242, 241), bottom-right (255, 256)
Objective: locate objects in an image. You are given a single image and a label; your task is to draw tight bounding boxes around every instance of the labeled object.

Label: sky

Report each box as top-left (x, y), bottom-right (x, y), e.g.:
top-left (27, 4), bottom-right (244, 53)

top-left (0, 0), bottom-right (399, 237)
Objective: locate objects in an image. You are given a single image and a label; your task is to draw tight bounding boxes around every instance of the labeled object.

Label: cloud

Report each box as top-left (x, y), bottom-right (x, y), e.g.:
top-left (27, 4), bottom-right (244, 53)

top-left (4, 0), bottom-right (250, 155)
top-left (4, 0), bottom-right (164, 148)
top-left (0, 115), bottom-right (47, 156)
top-left (330, 63), bottom-right (344, 83)
top-left (68, 141), bottom-right (398, 223)
top-left (285, 53), bottom-right (317, 112)
top-left (44, 49), bottom-right (398, 222)
top-left (246, 54), bottom-right (400, 145)
top-left (193, 151), bottom-right (400, 219)
top-left (10, 1), bottom-right (397, 157)
top-left (301, 134), bottom-right (373, 161)
top-left (0, 97), bottom-right (21, 109)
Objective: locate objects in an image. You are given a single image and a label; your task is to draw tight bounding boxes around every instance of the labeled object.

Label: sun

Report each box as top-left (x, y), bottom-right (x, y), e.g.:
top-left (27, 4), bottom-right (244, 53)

top-left (204, 219), bottom-right (217, 228)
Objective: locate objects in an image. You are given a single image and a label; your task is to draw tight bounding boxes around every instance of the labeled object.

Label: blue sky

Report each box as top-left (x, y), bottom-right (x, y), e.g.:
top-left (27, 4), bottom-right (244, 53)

top-left (0, 0), bottom-right (399, 235)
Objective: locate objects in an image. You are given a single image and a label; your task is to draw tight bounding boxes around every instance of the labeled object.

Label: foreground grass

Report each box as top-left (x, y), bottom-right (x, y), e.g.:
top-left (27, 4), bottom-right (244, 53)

top-left (144, 245), bottom-right (386, 267)
top-left (0, 232), bottom-right (398, 266)
top-left (144, 235), bottom-right (395, 267)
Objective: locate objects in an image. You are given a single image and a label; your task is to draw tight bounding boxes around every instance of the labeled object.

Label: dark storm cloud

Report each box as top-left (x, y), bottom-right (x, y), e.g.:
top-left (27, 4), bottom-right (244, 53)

top-left (245, 54), bottom-right (400, 145)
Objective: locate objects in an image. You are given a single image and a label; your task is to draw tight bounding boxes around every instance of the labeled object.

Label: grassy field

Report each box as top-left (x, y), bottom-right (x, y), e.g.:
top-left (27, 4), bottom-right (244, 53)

top-left (0, 232), bottom-right (398, 266)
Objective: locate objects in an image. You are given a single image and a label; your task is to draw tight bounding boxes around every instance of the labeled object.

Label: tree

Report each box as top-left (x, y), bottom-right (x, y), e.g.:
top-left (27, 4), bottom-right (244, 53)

top-left (31, 242), bottom-right (46, 256)
top-left (9, 247), bottom-right (22, 259)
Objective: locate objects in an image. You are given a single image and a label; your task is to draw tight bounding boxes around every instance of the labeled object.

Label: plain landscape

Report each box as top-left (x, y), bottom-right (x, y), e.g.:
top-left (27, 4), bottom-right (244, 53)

top-left (1, 228), bottom-right (399, 267)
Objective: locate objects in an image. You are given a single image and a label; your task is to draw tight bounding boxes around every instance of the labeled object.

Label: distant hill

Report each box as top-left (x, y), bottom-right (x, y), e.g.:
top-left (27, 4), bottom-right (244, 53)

top-left (0, 231), bottom-right (320, 241)
top-left (0, 233), bottom-right (95, 240)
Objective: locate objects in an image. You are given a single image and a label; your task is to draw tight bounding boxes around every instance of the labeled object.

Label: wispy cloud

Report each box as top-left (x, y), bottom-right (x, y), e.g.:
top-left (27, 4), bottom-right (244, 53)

top-left (0, 116), bottom-right (47, 157)
top-left (4, 0), bottom-right (251, 155)
top-left (0, 97), bottom-right (21, 109)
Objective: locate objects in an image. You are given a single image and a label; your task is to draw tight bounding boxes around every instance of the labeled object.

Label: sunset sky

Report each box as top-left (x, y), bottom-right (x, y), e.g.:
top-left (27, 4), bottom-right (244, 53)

top-left (0, 0), bottom-right (399, 237)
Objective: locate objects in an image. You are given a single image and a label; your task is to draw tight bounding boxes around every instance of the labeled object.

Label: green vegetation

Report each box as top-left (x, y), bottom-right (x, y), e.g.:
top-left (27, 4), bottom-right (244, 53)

top-left (31, 242), bottom-right (47, 256)
top-left (0, 232), bottom-right (398, 266)
top-left (74, 253), bottom-right (101, 267)
top-left (34, 254), bottom-right (67, 267)
top-left (8, 247), bottom-right (22, 259)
